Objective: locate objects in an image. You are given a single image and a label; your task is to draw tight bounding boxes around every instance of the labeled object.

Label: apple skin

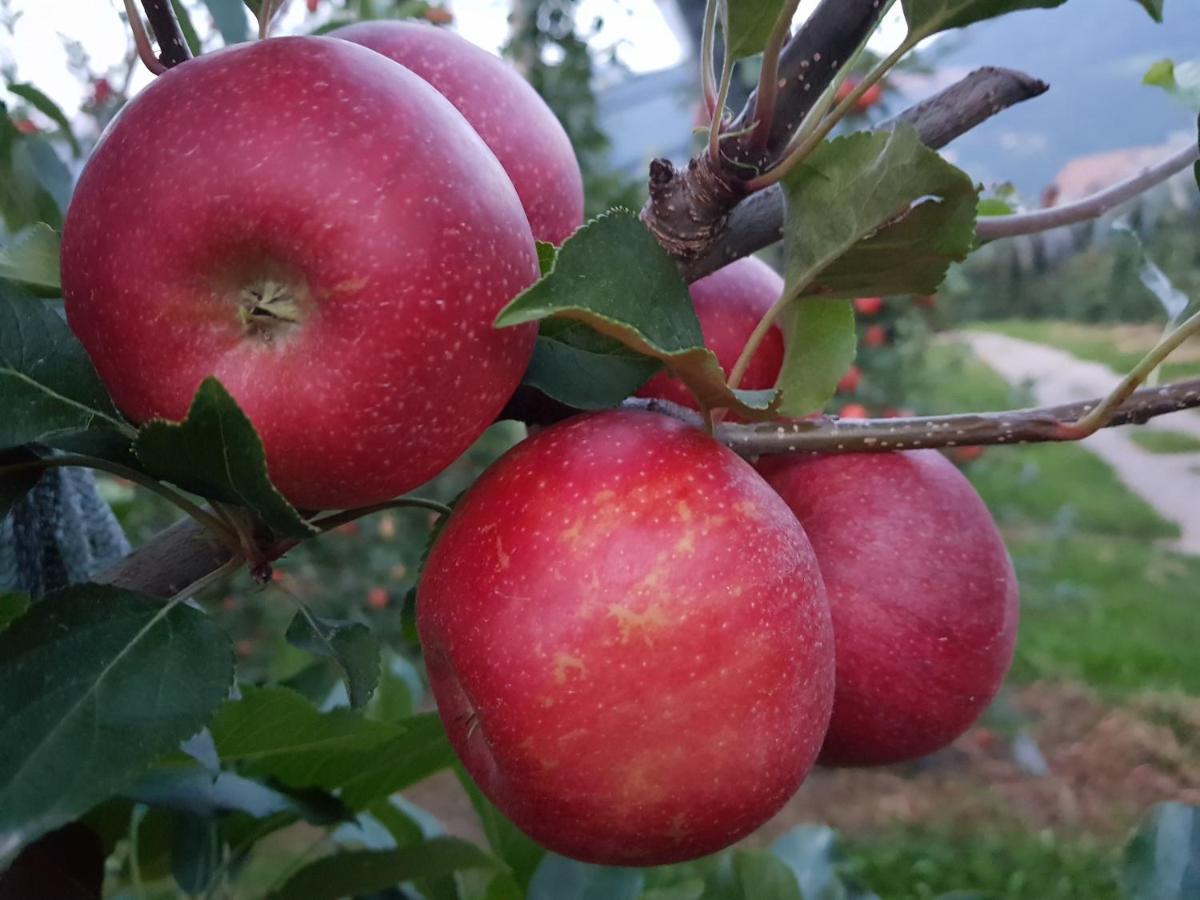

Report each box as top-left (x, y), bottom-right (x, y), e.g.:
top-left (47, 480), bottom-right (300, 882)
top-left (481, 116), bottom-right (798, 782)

top-left (757, 451), bottom-right (1019, 767)
top-left (863, 324), bottom-right (888, 348)
top-left (836, 365), bottom-right (861, 395)
top-left (418, 410), bottom-right (834, 865)
top-left (637, 256), bottom-right (785, 409)
top-left (838, 403), bottom-right (869, 419)
top-left (61, 37), bottom-right (539, 511)
top-left (853, 296), bottom-right (884, 316)
top-left (334, 21), bottom-right (583, 246)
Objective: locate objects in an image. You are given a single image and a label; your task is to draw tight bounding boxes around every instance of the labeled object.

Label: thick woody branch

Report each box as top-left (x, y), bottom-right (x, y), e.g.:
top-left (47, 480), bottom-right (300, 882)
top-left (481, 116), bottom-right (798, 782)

top-left (976, 142), bottom-right (1200, 241)
top-left (140, 0), bottom-right (191, 69)
top-left (97, 516), bottom-right (234, 598)
top-left (628, 379), bottom-right (1200, 455)
top-left (684, 66), bottom-right (1049, 281)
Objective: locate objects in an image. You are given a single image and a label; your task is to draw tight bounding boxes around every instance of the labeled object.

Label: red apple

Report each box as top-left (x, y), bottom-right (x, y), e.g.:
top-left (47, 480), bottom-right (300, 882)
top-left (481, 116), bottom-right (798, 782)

top-left (418, 410), bottom-right (834, 865)
top-left (855, 82), bottom-right (883, 112)
top-left (637, 256), bottom-right (785, 410)
top-left (863, 324), bottom-right (887, 348)
top-left (334, 21), bottom-right (583, 246)
top-left (757, 451), bottom-right (1018, 766)
top-left (835, 77), bottom-right (859, 105)
top-left (838, 403), bottom-right (868, 419)
top-left (836, 365), bottom-right (861, 395)
top-left (62, 37), bottom-right (539, 511)
top-left (949, 445), bottom-right (986, 464)
top-left (854, 296), bottom-right (884, 316)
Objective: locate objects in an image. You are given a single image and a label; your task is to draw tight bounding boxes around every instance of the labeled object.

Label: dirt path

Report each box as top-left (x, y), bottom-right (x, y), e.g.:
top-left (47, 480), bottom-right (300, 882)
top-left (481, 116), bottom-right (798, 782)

top-left (961, 330), bottom-right (1200, 555)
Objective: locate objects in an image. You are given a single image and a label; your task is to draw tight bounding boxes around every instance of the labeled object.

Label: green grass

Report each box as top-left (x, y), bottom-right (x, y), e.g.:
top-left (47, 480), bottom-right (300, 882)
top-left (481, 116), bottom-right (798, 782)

top-left (844, 827), bottom-right (1121, 900)
top-left (919, 342), bottom-right (1200, 694)
top-left (1129, 430), bottom-right (1200, 454)
top-left (974, 319), bottom-right (1200, 381)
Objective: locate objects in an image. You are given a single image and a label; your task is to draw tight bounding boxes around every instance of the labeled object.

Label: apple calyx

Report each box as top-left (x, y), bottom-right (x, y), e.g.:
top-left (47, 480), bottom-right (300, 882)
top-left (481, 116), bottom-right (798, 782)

top-left (238, 279), bottom-right (305, 341)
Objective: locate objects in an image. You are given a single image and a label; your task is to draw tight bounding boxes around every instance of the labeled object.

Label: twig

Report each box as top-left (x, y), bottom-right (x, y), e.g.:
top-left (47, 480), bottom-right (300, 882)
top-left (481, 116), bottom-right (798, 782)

top-left (97, 517), bottom-right (237, 599)
top-left (122, 0), bottom-right (167, 75)
top-left (745, 0), bottom-right (804, 154)
top-left (682, 67), bottom-right (1050, 281)
top-left (140, 0), bottom-right (191, 68)
top-left (976, 142), bottom-right (1200, 241)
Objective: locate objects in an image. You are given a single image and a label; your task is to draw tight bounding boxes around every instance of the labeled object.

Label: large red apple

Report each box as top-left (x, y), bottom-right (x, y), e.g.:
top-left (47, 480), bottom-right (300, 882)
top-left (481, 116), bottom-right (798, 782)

top-left (758, 451), bottom-right (1018, 767)
top-left (418, 410), bottom-right (834, 865)
top-left (334, 21), bottom-right (583, 246)
top-left (61, 37), bottom-right (539, 511)
top-left (637, 256), bottom-right (785, 409)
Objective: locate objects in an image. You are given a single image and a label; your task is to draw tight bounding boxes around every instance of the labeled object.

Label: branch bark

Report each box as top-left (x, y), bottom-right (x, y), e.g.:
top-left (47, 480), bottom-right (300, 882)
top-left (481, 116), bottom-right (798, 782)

top-left (975, 142), bottom-right (1200, 241)
top-left (627, 378), bottom-right (1200, 455)
top-left (139, 0), bottom-right (191, 69)
top-left (683, 66), bottom-right (1049, 281)
top-left (97, 516), bottom-right (233, 598)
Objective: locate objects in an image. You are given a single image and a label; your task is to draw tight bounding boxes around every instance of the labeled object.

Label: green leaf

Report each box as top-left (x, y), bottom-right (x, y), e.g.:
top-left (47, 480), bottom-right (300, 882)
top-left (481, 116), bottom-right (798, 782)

top-left (134, 378), bottom-right (315, 538)
top-left (269, 838), bottom-right (501, 900)
top-left (0, 223), bottom-right (60, 292)
top-left (125, 766), bottom-right (299, 819)
top-left (1134, 0), bottom-right (1165, 21)
top-left (731, 849), bottom-right (803, 900)
top-left (977, 197), bottom-right (1015, 216)
top-left (902, 0), bottom-right (1068, 38)
top-left (639, 880), bottom-right (706, 900)
top-left (0, 281), bottom-right (131, 452)
top-left (770, 826), bottom-right (877, 900)
top-left (723, 1), bottom-right (786, 59)
top-left (455, 763), bottom-right (545, 890)
top-left (496, 210), bottom-right (778, 420)
top-left (201, 0), bottom-right (251, 44)
top-left (775, 299), bottom-right (856, 417)
top-left (528, 855), bottom-right (645, 900)
top-left (0, 591), bottom-right (30, 631)
top-left (0, 446), bottom-right (42, 519)
top-left (171, 0), bottom-right (203, 56)
top-left (0, 105), bottom-right (64, 232)
top-left (7, 83), bottom-right (80, 157)
top-left (171, 814), bottom-right (221, 895)
top-left (209, 686), bottom-right (454, 810)
top-left (1144, 59), bottom-right (1177, 90)
top-left (1121, 803), bottom-right (1200, 899)
top-left (524, 321), bottom-right (660, 410)
top-left (780, 128), bottom-right (978, 301)
top-left (0, 585), bottom-right (235, 864)
top-left (285, 610), bottom-right (381, 708)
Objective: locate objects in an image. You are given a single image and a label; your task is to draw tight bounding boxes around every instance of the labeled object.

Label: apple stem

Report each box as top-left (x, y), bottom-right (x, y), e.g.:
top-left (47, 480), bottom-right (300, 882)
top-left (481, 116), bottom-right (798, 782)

top-left (122, 0), bottom-right (167, 76)
top-left (309, 497), bottom-right (454, 533)
top-left (258, 0), bottom-right (277, 40)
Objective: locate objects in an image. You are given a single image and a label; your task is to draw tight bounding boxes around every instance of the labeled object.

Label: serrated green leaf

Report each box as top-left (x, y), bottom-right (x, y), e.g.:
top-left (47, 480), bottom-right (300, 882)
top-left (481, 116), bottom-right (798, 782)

top-left (209, 686), bottom-right (454, 810)
top-left (170, 0), bottom-right (203, 56)
top-left (0, 585), bottom-right (235, 865)
top-left (455, 763), bottom-right (544, 890)
top-left (0, 591), bottom-right (30, 631)
top-left (781, 128), bottom-right (978, 300)
top-left (723, 1), bottom-right (786, 59)
top-left (134, 378), bottom-right (315, 538)
top-left (269, 838), bottom-right (501, 900)
top-left (524, 322), bottom-right (660, 410)
top-left (1135, 0), bottom-right (1165, 22)
top-left (732, 849), bottom-right (803, 900)
top-left (496, 210), bottom-right (778, 420)
top-left (7, 83), bottom-right (79, 158)
top-left (285, 610), bottom-right (380, 708)
top-left (1144, 59), bottom-right (1177, 90)
top-left (902, 0), bottom-right (1069, 38)
top-left (775, 299), bottom-right (856, 417)
top-left (528, 855), bottom-right (645, 900)
top-left (201, 0), bottom-right (251, 44)
top-left (0, 223), bottom-right (60, 292)
top-left (1121, 803), bottom-right (1200, 899)
top-left (536, 241), bottom-right (558, 275)
top-left (0, 281), bottom-right (131, 453)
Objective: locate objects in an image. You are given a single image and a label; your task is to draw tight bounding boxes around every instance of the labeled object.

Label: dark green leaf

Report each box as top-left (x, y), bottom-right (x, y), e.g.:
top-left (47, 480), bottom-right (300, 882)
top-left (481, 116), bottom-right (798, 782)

top-left (536, 241), bottom-right (558, 275)
top-left (201, 0), bottom-right (251, 44)
top-left (0, 223), bottom-right (60, 292)
top-left (524, 321), bottom-right (660, 410)
top-left (125, 766), bottom-right (298, 819)
top-left (0, 584), bottom-right (234, 864)
top-left (775, 299), bottom-right (856, 417)
top-left (285, 609), bottom-right (380, 708)
top-left (16, 134), bottom-right (72, 218)
top-left (732, 849), bottom-right (803, 900)
top-left (171, 0), bottom-right (203, 56)
top-left (134, 377), bottom-right (315, 538)
top-left (1121, 803), bottom-right (1200, 899)
top-left (902, 0), bottom-right (1069, 37)
top-left (210, 686), bottom-right (454, 810)
top-left (1134, 0), bottom-right (1164, 21)
top-left (0, 281), bottom-right (130, 452)
top-left (455, 763), bottom-right (544, 890)
top-left (171, 814), bottom-right (221, 895)
top-left (0, 592), bottom-right (30, 631)
top-left (723, 1), bottom-right (786, 59)
top-left (0, 446), bottom-right (42, 519)
top-left (527, 855), bottom-right (645, 900)
top-left (7, 83), bottom-right (80, 157)
top-left (269, 838), bottom-right (501, 900)
top-left (0, 105), bottom-right (64, 232)
top-left (496, 210), bottom-right (777, 419)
